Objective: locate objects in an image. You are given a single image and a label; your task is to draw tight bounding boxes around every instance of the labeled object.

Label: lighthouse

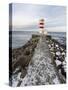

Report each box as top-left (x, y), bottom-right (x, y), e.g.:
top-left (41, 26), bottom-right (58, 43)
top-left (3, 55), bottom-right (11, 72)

top-left (39, 19), bottom-right (47, 35)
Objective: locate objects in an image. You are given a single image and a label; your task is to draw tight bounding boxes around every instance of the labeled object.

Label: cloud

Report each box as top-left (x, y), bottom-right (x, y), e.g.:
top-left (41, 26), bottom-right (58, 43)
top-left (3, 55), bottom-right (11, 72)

top-left (46, 26), bottom-right (66, 32)
top-left (12, 3), bottom-right (66, 32)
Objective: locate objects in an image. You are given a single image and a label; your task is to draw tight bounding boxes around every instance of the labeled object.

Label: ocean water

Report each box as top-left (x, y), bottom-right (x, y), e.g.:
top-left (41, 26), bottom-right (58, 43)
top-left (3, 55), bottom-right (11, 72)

top-left (9, 31), bottom-right (66, 49)
top-left (48, 32), bottom-right (66, 45)
top-left (10, 31), bottom-right (39, 49)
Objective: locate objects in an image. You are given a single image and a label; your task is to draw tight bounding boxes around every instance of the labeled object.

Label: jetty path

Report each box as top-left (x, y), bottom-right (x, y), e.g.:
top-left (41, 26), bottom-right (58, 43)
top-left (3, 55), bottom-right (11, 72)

top-left (20, 35), bottom-right (61, 86)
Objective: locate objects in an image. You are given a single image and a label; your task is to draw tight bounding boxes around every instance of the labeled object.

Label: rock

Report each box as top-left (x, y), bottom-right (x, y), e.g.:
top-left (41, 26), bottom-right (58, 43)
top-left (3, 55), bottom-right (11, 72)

top-left (56, 47), bottom-right (60, 50)
top-left (56, 44), bottom-right (59, 48)
top-left (50, 47), bottom-right (54, 51)
top-left (13, 67), bottom-right (21, 74)
top-left (48, 44), bottom-right (51, 48)
top-left (57, 64), bottom-right (66, 78)
top-left (56, 57), bottom-right (59, 60)
top-left (51, 52), bottom-right (55, 56)
top-left (17, 80), bottom-right (22, 86)
top-left (62, 52), bottom-right (65, 56)
top-left (51, 43), bottom-right (54, 47)
top-left (20, 68), bottom-right (27, 78)
top-left (57, 64), bottom-right (62, 70)
top-left (56, 51), bottom-right (61, 56)
top-left (24, 48), bottom-right (30, 55)
top-left (60, 47), bottom-right (64, 51)
top-left (53, 56), bottom-right (56, 60)
top-left (61, 67), bottom-right (66, 78)
top-left (62, 61), bottom-right (66, 72)
top-left (55, 59), bottom-right (61, 66)
top-left (57, 56), bottom-right (64, 62)
top-left (62, 61), bottom-right (66, 65)
top-left (19, 55), bottom-right (31, 67)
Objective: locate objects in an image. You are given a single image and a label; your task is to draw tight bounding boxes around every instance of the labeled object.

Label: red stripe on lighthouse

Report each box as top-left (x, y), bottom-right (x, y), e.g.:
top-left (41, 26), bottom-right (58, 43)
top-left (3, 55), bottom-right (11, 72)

top-left (39, 26), bottom-right (44, 28)
top-left (39, 23), bottom-right (44, 25)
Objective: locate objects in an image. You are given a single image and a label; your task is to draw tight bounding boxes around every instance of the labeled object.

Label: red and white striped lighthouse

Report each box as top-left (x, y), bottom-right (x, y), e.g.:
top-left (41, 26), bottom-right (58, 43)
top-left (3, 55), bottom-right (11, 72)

top-left (39, 19), bottom-right (44, 28)
top-left (39, 19), bottom-right (45, 34)
top-left (39, 19), bottom-right (47, 35)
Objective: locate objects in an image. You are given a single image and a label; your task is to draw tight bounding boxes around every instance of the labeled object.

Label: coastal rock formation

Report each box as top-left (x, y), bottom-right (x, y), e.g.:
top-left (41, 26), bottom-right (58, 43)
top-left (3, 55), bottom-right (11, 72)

top-left (10, 35), bottom-right (66, 86)
top-left (12, 35), bottom-right (62, 86)
top-left (46, 35), bottom-right (66, 82)
top-left (9, 35), bottom-right (40, 86)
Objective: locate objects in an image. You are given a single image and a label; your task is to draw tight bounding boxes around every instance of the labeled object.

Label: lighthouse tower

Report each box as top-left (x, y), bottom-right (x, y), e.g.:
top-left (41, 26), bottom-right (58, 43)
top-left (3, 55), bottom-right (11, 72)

top-left (39, 19), bottom-right (47, 35)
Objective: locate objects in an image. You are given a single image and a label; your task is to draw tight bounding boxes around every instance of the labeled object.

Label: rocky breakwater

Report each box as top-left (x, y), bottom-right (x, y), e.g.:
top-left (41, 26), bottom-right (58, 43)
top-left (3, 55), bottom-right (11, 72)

top-left (19, 35), bottom-right (61, 86)
top-left (46, 35), bottom-right (66, 83)
top-left (9, 35), bottom-right (40, 86)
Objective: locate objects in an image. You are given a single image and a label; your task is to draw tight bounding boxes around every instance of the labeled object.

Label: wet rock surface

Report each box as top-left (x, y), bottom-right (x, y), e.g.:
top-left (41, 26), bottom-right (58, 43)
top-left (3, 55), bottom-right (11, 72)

top-left (21, 37), bottom-right (61, 86)
top-left (12, 35), bottom-right (61, 86)
top-left (46, 35), bottom-right (66, 83)
top-left (10, 35), bottom-right (66, 86)
top-left (9, 35), bottom-right (40, 86)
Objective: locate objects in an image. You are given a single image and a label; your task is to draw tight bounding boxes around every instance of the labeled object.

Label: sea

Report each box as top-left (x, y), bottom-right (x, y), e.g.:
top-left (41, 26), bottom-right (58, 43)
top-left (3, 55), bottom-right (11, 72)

top-left (9, 31), bottom-right (66, 49)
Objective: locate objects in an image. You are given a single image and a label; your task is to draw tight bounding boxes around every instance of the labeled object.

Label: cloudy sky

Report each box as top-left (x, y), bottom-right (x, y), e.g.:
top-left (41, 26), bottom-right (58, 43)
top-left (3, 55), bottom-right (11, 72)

top-left (12, 3), bottom-right (66, 32)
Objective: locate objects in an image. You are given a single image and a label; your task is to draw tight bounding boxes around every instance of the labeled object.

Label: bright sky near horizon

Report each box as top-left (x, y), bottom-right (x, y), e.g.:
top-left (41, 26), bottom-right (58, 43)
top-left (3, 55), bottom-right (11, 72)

top-left (11, 3), bottom-right (66, 32)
